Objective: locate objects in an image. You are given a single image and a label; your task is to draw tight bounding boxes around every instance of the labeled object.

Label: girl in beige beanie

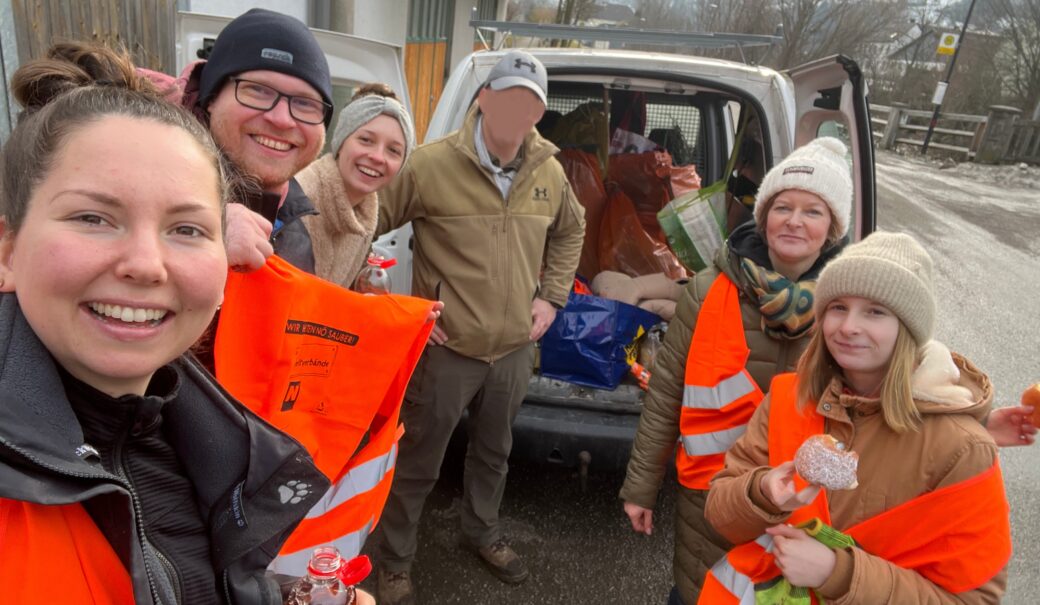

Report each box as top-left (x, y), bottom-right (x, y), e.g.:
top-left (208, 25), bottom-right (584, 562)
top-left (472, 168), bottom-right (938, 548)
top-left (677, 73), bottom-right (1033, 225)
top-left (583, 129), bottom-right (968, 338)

top-left (704, 231), bottom-right (1013, 603)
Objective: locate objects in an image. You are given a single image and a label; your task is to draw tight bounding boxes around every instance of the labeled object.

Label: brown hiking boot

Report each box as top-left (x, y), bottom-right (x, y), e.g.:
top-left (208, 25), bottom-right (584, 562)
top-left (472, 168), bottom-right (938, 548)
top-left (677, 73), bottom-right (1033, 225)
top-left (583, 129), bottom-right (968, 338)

top-left (473, 539), bottom-right (529, 584)
top-left (376, 567), bottom-right (415, 605)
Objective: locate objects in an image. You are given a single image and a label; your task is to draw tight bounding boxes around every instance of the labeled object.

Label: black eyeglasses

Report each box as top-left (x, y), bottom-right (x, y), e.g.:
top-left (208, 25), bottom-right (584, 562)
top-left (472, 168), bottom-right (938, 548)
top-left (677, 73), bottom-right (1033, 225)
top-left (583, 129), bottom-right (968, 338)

top-left (231, 78), bottom-right (331, 125)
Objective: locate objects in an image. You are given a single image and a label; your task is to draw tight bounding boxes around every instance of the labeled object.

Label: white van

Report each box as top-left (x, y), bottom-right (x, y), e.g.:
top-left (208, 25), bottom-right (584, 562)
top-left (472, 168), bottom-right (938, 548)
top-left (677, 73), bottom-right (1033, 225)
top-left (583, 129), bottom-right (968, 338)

top-left (179, 14), bottom-right (876, 472)
top-left (408, 47), bottom-right (876, 472)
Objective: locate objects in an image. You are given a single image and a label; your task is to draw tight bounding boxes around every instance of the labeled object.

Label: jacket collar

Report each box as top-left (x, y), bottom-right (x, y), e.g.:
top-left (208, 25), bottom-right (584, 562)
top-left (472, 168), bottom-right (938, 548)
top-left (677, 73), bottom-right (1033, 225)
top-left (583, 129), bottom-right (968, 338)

top-left (0, 293), bottom-right (102, 478)
top-left (451, 105), bottom-right (560, 187)
top-left (719, 221), bottom-right (847, 289)
top-left (277, 178), bottom-right (319, 226)
top-left (304, 154), bottom-right (378, 236)
top-left (816, 342), bottom-right (992, 425)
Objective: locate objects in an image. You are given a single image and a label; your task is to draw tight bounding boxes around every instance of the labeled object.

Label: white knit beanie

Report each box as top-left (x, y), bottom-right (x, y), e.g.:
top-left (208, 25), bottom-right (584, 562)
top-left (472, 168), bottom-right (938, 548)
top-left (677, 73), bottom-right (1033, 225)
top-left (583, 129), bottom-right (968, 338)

top-left (754, 137), bottom-right (853, 238)
top-left (814, 231), bottom-right (936, 345)
top-left (331, 93), bottom-right (415, 161)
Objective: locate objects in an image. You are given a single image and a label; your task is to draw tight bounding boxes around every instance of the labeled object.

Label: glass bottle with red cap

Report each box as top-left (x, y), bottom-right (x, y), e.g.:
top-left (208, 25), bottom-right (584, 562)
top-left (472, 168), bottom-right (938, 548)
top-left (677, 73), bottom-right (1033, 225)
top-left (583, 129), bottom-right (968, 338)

top-left (353, 255), bottom-right (397, 295)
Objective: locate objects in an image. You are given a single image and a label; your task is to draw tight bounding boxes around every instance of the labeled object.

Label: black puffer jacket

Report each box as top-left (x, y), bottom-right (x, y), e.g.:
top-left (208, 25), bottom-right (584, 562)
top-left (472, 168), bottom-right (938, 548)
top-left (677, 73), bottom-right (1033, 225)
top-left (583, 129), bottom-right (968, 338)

top-left (0, 293), bottom-right (329, 604)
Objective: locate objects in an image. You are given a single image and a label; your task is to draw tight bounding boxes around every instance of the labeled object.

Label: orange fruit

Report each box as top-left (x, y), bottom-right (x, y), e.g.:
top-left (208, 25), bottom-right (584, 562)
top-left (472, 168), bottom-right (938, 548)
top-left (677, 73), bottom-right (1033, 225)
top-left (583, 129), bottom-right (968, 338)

top-left (1022, 383), bottom-right (1040, 425)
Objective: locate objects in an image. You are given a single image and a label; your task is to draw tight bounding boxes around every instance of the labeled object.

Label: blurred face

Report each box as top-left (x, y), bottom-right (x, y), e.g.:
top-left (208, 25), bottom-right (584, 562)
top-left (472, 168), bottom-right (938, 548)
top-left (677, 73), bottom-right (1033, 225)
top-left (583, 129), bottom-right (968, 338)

top-left (0, 116), bottom-right (227, 396)
top-left (765, 190), bottom-right (833, 267)
top-left (476, 86), bottom-right (545, 149)
top-left (207, 70), bottom-right (326, 190)
top-left (336, 114), bottom-right (407, 199)
top-left (822, 296), bottom-right (901, 393)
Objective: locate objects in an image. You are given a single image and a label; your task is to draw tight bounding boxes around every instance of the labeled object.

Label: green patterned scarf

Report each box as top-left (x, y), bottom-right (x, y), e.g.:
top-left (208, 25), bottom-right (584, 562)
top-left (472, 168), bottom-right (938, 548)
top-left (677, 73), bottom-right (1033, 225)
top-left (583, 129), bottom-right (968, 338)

top-left (739, 257), bottom-right (817, 340)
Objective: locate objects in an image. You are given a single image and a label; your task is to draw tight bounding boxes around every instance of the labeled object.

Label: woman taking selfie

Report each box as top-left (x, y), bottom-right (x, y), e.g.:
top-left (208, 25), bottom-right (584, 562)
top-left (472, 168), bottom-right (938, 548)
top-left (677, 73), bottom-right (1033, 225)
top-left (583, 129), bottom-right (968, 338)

top-left (0, 43), bottom-right (326, 604)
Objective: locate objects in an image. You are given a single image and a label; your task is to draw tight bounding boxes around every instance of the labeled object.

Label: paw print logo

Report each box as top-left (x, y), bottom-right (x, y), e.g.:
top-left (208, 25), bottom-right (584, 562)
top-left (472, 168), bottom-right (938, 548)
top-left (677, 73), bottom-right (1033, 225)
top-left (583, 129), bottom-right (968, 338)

top-left (278, 480), bottom-right (312, 505)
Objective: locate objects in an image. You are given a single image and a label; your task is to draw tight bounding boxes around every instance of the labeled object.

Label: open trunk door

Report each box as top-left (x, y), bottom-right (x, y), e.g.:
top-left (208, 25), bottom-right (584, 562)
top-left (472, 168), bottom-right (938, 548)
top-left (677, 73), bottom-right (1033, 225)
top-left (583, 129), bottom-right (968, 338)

top-left (176, 11), bottom-right (414, 293)
top-left (786, 55), bottom-right (876, 239)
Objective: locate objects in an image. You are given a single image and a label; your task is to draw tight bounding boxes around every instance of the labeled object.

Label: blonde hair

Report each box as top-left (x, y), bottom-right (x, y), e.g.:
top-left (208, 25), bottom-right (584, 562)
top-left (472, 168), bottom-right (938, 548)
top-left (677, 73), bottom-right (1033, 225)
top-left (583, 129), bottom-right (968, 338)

top-left (796, 320), bottom-right (921, 433)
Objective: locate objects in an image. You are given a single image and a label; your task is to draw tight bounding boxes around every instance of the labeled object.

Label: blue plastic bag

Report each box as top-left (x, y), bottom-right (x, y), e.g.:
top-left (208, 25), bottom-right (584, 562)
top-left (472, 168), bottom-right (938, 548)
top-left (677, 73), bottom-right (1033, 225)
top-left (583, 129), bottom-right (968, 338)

top-left (540, 293), bottom-right (661, 390)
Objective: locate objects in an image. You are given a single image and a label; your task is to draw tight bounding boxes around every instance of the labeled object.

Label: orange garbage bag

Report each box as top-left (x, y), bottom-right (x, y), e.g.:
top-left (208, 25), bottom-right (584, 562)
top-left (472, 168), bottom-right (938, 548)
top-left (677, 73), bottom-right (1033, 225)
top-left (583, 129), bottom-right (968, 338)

top-left (558, 149), bottom-right (608, 280)
top-left (670, 164), bottom-right (702, 198)
top-left (599, 183), bottom-right (687, 280)
top-left (608, 150), bottom-right (674, 240)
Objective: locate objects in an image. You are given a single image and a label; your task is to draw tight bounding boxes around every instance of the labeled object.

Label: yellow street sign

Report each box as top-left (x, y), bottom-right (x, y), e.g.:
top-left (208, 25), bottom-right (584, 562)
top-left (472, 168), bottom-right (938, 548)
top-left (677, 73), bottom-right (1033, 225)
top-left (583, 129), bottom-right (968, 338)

top-left (937, 33), bottom-right (959, 56)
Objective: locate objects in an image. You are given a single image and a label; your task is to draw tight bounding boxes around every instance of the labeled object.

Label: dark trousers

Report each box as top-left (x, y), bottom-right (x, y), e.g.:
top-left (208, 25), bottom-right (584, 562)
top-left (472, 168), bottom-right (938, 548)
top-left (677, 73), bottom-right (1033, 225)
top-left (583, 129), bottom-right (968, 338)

top-left (375, 343), bottom-right (534, 571)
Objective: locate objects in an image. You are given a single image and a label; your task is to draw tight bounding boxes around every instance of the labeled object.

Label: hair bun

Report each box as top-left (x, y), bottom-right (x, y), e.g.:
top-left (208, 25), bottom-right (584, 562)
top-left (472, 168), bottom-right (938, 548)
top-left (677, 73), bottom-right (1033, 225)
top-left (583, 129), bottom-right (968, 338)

top-left (12, 42), bottom-right (152, 113)
top-left (350, 82), bottom-right (398, 102)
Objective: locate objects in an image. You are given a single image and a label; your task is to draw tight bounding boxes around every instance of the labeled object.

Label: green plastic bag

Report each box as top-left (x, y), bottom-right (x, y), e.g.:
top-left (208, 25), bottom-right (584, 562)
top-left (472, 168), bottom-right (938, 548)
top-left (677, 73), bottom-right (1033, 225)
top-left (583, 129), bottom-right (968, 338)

top-left (657, 179), bottom-right (728, 272)
top-left (657, 109), bottom-right (750, 272)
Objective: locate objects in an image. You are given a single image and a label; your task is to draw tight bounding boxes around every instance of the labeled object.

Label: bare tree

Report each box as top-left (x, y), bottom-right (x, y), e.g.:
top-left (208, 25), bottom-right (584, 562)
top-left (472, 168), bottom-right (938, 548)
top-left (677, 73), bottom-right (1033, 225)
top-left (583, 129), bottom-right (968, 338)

top-left (992, 0), bottom-right (1040, 117)
top-left (628, 0), bottom-right (776, 62)
top-left (506, 0), bottom-right (558, 22)
top-left (771, 0), bottom-right (907, 69)
top-left (555, 0), bottom-right (599, 25)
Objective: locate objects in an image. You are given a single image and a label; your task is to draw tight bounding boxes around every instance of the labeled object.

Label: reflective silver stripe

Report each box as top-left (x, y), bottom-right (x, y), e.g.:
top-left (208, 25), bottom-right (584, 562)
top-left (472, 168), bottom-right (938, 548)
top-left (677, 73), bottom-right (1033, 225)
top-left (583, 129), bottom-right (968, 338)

top-left (267, 519), bottom-right (375, 576)
top-left (682, 372), bottom-right (756, 410)
top-left (680, 424), bottom-right (747, 456)
top-left (305, 442), bottom-right (398, 520)
top-left (755, 534), bottom-right (774, 553)
top-left (708, 556), bottom-right (756, 605)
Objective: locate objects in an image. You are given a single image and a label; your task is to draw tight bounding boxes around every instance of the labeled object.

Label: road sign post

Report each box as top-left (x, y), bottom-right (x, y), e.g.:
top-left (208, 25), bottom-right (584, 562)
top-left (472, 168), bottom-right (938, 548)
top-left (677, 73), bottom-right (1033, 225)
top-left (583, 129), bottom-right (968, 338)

top-left (921, 0), bottom-right (977, 155)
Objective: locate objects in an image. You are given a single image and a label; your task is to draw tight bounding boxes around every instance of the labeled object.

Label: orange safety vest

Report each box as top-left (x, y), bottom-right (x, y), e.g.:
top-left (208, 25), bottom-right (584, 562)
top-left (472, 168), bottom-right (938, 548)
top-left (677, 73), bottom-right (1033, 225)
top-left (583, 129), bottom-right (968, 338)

top-left (676, 274), bottom-right (764, 489)
top-left (698, 373), bottom-right (1013, 603)
top-left (215, 255), bottom-right (434, 574)
top-left (0, 499), bottom-right (134, 604)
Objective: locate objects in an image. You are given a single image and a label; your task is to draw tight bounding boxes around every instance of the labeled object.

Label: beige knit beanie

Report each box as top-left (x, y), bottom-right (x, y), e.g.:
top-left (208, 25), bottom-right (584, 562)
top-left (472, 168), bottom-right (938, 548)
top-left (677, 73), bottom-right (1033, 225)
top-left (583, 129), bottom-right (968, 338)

top-left (813, 231), bottom-right (935, 345)
top-left (754, 137), bottom-right (853, 237)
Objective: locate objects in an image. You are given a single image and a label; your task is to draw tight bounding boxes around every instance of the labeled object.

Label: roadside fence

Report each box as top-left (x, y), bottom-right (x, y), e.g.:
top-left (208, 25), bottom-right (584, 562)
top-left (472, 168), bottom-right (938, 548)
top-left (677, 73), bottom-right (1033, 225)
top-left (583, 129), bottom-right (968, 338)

top-left (870, 103), bottom-right (1040, 165)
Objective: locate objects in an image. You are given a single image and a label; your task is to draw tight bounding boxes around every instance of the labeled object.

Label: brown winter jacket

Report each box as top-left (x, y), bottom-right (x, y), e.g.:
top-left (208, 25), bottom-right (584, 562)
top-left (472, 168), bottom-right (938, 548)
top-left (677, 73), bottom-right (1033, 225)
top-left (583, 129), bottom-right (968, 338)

top-left (376, 106), bottom-right (586, 362)
top-left (296, 154), bottom-right (378, 288)
top-left (706, 345), bottom-right (1006, 604)
top-left (619, 224), bottom-right (844, 602)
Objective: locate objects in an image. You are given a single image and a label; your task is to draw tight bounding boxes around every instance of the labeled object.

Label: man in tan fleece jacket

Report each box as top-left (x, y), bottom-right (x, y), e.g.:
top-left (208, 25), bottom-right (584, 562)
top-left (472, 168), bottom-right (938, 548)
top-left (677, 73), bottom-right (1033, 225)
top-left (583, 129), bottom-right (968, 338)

top-left (372, 51), bottom-right (585, 605)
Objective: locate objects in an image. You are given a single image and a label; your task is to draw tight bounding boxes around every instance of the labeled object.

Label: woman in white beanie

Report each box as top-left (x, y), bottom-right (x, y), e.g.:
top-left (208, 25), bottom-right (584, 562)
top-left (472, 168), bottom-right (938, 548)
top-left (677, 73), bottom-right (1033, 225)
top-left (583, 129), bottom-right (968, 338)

top-left (621, 136), bottom-right (857, 605)
top-left (703, 231), bottom-right (1010, 603)
top-left (297, 83), bottom-right (416, 287)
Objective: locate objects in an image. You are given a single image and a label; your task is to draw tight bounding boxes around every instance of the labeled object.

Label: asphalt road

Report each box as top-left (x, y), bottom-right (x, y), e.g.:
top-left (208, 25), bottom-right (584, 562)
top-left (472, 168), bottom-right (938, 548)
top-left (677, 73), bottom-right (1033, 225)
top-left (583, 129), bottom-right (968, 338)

top-left (361, 150), bottom-right (1040, 604)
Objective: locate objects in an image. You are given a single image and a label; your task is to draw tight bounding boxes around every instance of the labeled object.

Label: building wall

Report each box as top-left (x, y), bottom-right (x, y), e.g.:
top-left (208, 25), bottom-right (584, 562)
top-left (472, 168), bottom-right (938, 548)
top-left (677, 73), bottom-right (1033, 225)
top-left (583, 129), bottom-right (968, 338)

top-left (181, 0), bottom-right (306, 21)
top-left (348, 0), bottom-right (407, 47)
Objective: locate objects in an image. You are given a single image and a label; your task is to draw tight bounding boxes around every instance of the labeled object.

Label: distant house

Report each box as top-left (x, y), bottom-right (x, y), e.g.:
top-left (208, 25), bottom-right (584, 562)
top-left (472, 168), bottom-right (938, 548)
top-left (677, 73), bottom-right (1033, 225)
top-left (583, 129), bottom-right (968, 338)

top-left (583, 3), bottom-right (635, 27)
top-left (866, 21), bottom-right (1005, 110)
top-left (579, 3), bottom-right (635, 49)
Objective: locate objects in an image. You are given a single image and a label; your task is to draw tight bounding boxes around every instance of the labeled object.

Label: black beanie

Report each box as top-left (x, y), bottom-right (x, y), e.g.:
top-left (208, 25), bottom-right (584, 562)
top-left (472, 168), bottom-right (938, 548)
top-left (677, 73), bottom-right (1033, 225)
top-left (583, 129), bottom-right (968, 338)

top-left (198, 8), bottom-right (333, 127)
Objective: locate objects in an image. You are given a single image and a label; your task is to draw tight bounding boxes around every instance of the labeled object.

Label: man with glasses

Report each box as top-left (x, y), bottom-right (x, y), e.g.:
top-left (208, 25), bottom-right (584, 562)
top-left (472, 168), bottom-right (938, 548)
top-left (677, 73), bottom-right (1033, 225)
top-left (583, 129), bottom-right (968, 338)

top-left (191, 8), bottom-right (333, 273)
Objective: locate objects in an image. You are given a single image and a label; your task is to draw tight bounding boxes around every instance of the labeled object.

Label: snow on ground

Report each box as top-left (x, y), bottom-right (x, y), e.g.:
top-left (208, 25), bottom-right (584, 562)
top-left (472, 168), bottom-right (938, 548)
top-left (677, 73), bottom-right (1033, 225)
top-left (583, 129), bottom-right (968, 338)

top-left (876, 149), bottom-right (1040, 602)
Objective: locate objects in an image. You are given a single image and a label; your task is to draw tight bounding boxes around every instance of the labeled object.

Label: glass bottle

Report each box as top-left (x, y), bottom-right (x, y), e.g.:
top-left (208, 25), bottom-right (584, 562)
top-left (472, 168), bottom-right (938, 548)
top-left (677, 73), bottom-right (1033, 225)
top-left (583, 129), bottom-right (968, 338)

top-left (353, 256), bottom-right (398, 295)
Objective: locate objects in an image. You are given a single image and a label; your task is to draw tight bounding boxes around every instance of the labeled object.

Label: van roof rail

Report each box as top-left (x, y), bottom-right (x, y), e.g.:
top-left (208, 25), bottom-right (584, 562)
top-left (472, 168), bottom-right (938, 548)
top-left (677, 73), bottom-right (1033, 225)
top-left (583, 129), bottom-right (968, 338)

top-left (469, 19), bottom-right (781, 64)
